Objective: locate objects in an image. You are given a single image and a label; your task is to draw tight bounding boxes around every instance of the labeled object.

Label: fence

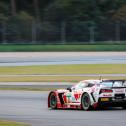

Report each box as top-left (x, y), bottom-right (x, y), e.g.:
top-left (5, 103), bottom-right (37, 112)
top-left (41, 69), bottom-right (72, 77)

top-left (0, 20), bottom-right (126, 44)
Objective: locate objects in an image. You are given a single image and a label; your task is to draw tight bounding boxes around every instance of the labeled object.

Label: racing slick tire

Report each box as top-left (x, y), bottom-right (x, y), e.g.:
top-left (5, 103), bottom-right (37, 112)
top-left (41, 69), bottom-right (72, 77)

top-left (81, 93), bottom-right (92, 111)
top-left (49, 92), bottom-right (57, 109)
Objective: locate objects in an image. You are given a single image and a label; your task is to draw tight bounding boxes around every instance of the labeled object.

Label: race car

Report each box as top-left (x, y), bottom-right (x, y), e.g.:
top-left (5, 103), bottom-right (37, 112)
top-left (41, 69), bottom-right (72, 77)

top-left (48, 79), bottom-right (126, 110)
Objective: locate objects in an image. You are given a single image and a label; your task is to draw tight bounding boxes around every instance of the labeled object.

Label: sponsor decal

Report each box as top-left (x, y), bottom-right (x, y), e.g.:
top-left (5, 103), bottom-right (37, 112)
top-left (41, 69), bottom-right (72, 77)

top-left (66, 93), bottom-right (71, 103)
top-left (91, 87), bottom-right (95, 92)
top-left (71, 97), bottom-right (76, 102)
top-left (103, 94), bottom-right (112, 97)
top-left (63, 93), bottom-right (71, 103)
top-left (115, 89), bottom-right (124, 93)
top-left (66, 92), bottom-right (71, 97)
top-left (74, 93), bottom-right (81, 100)
top-left (63, 95), bottom-right (67, 103)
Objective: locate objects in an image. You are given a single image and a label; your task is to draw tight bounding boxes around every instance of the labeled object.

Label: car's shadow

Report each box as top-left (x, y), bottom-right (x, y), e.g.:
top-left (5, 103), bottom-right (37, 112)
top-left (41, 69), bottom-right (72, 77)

top-left (96, 107), bottom-right (125, 111)
top-left (49, 107), bottom-right (126, 111)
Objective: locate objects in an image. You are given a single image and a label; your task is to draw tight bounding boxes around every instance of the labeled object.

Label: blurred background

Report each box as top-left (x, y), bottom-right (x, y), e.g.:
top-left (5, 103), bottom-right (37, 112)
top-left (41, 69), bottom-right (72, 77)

top-left (0, 0), bottom-right (126, 44)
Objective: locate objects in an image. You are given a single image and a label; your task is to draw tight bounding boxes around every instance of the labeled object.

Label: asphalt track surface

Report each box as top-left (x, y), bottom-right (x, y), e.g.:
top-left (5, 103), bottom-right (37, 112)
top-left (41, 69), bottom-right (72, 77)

top-left (0, 52), bottom-right (126, 66)
top-left (0, 82), bottom-right (74, 89)
top-left (0, 91), bottom-right (126, 126)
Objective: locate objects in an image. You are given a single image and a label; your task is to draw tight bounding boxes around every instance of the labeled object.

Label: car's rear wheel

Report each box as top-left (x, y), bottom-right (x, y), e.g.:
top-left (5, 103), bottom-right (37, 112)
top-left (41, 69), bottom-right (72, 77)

top-left (81, 93), bottom-right (92, 111)
top-left (49, 92), bottom-right (57, 109)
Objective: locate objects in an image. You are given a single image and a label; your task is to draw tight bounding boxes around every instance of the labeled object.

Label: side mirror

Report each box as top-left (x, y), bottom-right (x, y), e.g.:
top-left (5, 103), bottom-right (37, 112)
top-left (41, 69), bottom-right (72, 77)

top-left (67, 87), bottom-right (72, 92)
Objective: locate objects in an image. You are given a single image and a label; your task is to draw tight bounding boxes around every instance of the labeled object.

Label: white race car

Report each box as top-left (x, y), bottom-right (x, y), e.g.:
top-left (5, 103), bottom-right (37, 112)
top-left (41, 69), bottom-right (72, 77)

top-left (48, 79), bottom-right (126, 110)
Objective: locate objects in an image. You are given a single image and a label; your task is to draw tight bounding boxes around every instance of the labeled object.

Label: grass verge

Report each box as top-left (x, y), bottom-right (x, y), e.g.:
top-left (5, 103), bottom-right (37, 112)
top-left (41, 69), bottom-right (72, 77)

top-left (0, 44), bottom-right (126, 52)
top-left (0, 76), bottom-right (125, 82)
top-left (0, 120), bottom-right (30, 126)
top-left (0, 64), bottom-right (126, 75)
top-left (0, 87), bottom-right (57, 91)
top-left (0, 64), bottom-right (126, 90)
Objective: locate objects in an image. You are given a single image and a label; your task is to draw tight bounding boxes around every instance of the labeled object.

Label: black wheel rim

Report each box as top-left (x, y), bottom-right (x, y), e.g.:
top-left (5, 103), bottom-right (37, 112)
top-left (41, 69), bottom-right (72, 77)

top-left (83, 96), bottom-right (89, 107)
top-left (82, 94), bottom-right (90, 110)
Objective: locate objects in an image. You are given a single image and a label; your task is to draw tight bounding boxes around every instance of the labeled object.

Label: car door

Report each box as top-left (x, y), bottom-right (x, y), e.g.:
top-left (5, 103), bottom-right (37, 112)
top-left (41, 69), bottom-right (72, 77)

top-left (71, 89), bottom-right (82, 103)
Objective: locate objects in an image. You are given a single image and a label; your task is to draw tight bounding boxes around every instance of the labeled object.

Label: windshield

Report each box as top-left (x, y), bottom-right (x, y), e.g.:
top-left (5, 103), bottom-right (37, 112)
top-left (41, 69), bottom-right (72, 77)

top-left (74, 82), bottom-right (88, 89)
top-left (72, 81), bottom-right (94, 90)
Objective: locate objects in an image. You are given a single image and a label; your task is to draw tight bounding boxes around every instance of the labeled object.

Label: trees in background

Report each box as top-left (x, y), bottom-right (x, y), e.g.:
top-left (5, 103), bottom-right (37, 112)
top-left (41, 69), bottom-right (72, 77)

top-left (43, 0), bottom-right (126, 22)
top-left (10, 0), bottom-right (16, 16)
top-left (0, 0), bottom-right (125, 22)
top-left (0, 0), bottom-right (126, 43)
top-left (33, 0), bottom-right (40, 20)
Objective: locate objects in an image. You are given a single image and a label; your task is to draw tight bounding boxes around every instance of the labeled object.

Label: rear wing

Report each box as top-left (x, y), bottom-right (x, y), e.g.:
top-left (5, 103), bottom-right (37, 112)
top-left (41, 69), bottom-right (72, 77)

top-left (102, 79), bottom-right (126, 83)
top-left (101, 80), bottom-right (126, 87)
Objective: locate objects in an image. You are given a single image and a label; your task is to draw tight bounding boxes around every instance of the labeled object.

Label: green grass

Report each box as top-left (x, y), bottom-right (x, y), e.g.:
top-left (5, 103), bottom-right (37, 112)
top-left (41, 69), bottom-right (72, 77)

top-left (0, 87), bottom-right (58, 91)
top-left (0, 64), bottom-right (126, 82)
top-left (0, 64), bottom-right (126, 75)
top-left (0, 76), bottom-right (125, 82)
top-left (0, 44), bottom-right (126, 51)
top-left (0, 120), bottom-right (30, 126)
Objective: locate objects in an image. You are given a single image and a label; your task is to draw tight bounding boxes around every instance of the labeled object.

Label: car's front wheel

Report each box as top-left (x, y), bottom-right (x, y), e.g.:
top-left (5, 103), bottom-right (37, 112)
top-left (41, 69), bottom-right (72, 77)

top-left (81, 93), bottom-right (92, 111)
top-left (49, 92), bottom-right (57, 109)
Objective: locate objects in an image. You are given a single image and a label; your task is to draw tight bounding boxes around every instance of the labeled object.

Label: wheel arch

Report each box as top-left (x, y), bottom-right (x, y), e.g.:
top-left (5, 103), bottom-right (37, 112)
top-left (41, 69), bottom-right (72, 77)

top-left (81, 92), bottom-right (90, 99)
top-left (48, 91), bottom-right (57, 108)
top-left (81, 92), bottom-right (95, 107)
